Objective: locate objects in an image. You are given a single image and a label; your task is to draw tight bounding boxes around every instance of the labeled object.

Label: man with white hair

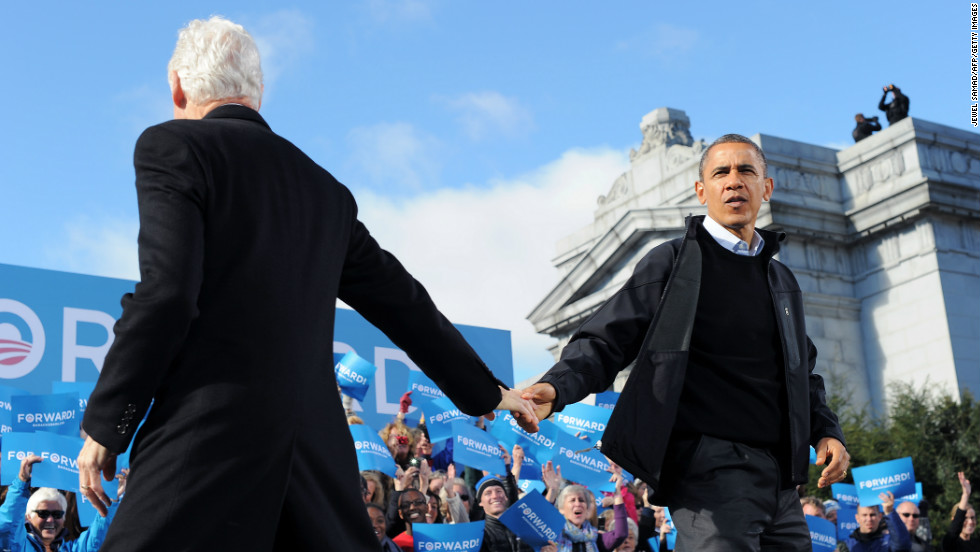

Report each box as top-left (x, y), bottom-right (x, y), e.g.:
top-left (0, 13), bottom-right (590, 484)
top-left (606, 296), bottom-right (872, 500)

top-left (0, 455), bottom-right (118, 551)
top-left (76, 15), bottom-right (537, 552)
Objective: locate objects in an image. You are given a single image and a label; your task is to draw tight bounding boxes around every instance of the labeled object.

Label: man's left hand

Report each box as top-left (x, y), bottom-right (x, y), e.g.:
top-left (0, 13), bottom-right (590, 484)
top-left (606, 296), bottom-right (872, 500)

top-left (486, 386), bottom-right (539, 433)
top-left (815, 437), bottom-right (849, 488)
top-left (77, 436), bottom-right (117, 517)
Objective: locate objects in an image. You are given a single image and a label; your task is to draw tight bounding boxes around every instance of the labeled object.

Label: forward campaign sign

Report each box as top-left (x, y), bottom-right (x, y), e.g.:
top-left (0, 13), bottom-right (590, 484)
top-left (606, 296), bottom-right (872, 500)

top-left (413, 520), bottom-right (484, 552)
top-left (11, 392), bottom-right (79, 437)
top-left (498, 490), bottom-right (564, 549)
top-left (851, 457), bottom-right (916, 506)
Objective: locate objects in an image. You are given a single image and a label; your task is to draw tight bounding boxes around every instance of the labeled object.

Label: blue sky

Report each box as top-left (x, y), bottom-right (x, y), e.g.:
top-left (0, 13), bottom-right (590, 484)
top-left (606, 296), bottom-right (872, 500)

top-left (0, 1), bottom-right (970, 384)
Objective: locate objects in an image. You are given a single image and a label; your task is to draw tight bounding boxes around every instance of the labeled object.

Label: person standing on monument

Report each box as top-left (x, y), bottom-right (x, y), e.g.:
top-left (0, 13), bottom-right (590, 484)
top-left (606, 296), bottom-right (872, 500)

top-left (521, 133), bottom-right (849, 551)
top-left (75, 16), bottom-right (538, 551)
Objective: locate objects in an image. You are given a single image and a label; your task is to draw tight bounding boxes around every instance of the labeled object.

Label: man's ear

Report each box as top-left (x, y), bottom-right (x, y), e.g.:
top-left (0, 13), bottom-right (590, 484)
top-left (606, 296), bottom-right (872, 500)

top-left (763, 177), bottom-right (774, 202)
top-left (694, 181), bottom-right (707, 205)
top-left (170, 72), bottom-right (187, 111)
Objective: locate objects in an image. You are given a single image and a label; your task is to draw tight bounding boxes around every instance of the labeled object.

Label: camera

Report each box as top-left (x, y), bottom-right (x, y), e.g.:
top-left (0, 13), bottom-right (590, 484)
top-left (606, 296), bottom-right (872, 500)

top-left (408, 457), bottom-right (421, 468)
top-left (869, 116), bottom-right (879, 121)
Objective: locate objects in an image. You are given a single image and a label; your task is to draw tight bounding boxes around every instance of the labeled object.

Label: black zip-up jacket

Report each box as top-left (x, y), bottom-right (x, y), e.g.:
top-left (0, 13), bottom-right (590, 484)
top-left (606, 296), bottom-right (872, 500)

top-left (538, 215), bottom-right (845, 502)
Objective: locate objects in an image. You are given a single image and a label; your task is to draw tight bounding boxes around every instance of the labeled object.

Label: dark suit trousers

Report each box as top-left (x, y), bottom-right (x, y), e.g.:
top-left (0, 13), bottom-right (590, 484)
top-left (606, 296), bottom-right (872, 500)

top-left (666, 435), bottom-right (810, 552)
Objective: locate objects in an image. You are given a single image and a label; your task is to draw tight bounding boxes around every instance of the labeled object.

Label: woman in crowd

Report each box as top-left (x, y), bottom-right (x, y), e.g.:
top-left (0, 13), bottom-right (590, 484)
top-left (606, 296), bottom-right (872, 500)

top-left (362, 470), bottom-right (388, 508)
top-left (944, 471), bottom-right (977, 552)
top-left (556, 476), bottom-right (628, 552)
top-left (366, 502), bottom-right (400, 552)
top-left (604, 516), bottom-right (639, 552)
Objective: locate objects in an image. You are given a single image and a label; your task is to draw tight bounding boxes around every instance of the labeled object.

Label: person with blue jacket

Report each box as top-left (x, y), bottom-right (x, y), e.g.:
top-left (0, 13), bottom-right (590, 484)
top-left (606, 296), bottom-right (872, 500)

top-left (0, 454), bottom-right (120, 552)
top-left (839, 491), bottom-right (911, 552)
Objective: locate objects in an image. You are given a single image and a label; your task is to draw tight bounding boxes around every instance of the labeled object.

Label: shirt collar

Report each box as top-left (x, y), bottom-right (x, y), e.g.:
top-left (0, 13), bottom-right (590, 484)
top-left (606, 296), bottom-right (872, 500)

top-left (702, 215), bottom-right (764, 256)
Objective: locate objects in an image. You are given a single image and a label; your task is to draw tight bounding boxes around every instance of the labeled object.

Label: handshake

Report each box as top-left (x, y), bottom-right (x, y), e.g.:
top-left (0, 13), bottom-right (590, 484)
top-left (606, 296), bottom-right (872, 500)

top-left (489, 383), bottom-right (558, 433)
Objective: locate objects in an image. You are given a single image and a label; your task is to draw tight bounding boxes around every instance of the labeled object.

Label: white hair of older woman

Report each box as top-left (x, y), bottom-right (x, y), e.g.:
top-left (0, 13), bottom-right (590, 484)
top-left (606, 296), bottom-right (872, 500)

top-left (25, 487), bottom-right (67, 516)
top-left (555, 484), bottom-right (588, 511)
top-left (606, 516), bottom-right (639, 541)
top-left (167, 16), bottom-right (263, 108)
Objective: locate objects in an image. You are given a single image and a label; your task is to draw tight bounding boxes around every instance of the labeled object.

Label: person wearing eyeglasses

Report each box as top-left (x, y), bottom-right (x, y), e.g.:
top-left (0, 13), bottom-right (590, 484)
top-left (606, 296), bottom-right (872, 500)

top-left (839, 491), bottom-right (910, 552)
top-left (0, 454), bottom-right (121, 552)
top-left (896, 501), bottom-right (933, 552)
top-left (391, 488), bottom-right (430, 551)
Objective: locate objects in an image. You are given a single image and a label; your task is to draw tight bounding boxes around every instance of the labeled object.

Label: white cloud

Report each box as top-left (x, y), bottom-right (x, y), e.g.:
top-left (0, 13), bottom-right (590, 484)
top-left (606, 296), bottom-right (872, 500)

top-left (347, 122), bottom-right (444, 191)
top-left (441, 91), bottom-right (535, 141)
top-left (47, 216), bottom-right (139, 281)
top-left (353, 146), bottom-right (630, 382)
top-left (250, 10), bottom-right (316, 94)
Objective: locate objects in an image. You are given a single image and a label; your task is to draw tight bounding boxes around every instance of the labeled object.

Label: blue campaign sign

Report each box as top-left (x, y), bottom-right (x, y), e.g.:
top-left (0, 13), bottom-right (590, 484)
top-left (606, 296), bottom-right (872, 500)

top-left (488, 413), bottom-right (559, 465)
top-left (498, 489), bottom-right (564, 548)
top-left (662, 507), bottom-right (676, 550)
top-left (897, 482), bottom-right (924, 505)
top-left (594, 391), bottom-right (619, 410)
top-left (1, 431), bottom-right (83, 486)
top-left (0, 263), bottom-right (514, 433)
top-left (552, 402), bottom-right (610, 444)
top-left (852, 457), bottom-right (916, 506)
top-left (832, 483), bottom-right (860, 508)
top-left (52, 381), bottom-right (96, 414)
top-left (12, 392), bottom-right (80, 437)
top-left (77, 477), bottom-right (121, 526)
top-left (420, 396), bottom-right (474, 443)
top-left (349, 423), bottom-right (397, 477)
top-left (518, 479), bottom-right (546, 495)
top-left (334, 351), bottom-right (377, 402)
top-left (0, 384), bottom-right (30, 434)
top-left (837, 506), bottom-right (858, 541)
top-left (413, 520), bottom-right (484, 552)
top-left (516, 451), bottom-right (542, 482)
top-left (807, 514), bottom-right (837, 552)
top-left (810, 446), bottom-right (817, 464)
top-left (452, 422), bottom-right (505, 475)
top-left (407, 370), bottom-right (447, 406)
top-left (553, 428), bottom-right (613, 491)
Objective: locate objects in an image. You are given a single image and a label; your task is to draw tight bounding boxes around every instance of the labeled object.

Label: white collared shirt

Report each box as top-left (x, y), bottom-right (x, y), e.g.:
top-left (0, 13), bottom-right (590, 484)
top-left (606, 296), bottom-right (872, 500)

top-left (702, 216), bottom-right (765, 256)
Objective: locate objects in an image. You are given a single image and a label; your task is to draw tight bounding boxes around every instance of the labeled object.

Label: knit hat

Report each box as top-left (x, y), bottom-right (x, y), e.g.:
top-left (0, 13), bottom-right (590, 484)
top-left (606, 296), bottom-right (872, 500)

top-left (476, 475), bottom-right (505, 503)
top-left (823, 499), bottom-right (840, 515)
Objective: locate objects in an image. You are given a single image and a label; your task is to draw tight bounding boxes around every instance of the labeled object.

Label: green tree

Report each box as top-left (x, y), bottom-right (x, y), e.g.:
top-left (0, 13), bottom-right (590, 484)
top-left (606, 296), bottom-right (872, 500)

top-left (802, 381), bottom-right (980, 546)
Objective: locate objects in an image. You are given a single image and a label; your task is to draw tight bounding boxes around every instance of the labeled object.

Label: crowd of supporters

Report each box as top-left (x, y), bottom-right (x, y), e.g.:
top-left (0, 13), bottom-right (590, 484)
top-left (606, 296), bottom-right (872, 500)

top-left (354, 392), bottom-right (976, 552)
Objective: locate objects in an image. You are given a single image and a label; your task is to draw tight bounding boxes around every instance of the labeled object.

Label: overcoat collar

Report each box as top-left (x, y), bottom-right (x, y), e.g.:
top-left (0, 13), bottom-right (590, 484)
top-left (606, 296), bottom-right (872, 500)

top-left (202, 104), bottom-right (272, 130)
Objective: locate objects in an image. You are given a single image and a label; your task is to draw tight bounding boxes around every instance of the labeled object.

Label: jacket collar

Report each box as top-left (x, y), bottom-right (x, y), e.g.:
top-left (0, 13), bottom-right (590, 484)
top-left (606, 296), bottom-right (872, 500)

top-left (202, 104), bottom-right (272, 131)
top-left (684, 214), bottom-right (786, 249)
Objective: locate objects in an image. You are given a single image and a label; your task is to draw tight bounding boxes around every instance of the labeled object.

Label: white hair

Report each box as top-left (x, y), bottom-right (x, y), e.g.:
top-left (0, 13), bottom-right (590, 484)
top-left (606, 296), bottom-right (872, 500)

top-left (167, 16), bottom-right (263, 108)
top-left (606, 516), bottom-right (639, 541)
top-left (26, 487), bottom-right (67, 517)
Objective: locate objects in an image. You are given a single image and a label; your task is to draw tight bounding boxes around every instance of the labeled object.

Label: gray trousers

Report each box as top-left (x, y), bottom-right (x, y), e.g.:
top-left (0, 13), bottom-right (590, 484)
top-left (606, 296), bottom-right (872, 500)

top-left (666, 435), bottom-right (811, 552)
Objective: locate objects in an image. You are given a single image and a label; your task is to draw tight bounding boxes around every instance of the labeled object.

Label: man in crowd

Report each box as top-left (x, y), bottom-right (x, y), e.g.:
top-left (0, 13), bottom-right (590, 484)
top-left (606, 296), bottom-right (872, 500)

top-left (839, 492), bottom-right (911, 552)
top-left (852, 113), bottom-right (882, 142)
top-left (392, 488), bottom-right (430, 551)
top-left (75, 15), bottom-right (538, 552)
top-left (522, 134), bottom-right (849, 551)
top-left (802, 496), bottom-right (828, 518)
top-left (896, 501), bottom-right (933, 552)
top-left (0, 455), bottom-right (120, 551)
top-left (879, 84), bottom-right (910, 125)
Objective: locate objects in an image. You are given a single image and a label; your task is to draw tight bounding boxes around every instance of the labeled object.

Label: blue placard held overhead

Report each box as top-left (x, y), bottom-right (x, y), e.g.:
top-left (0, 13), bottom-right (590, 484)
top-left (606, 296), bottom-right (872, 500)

top-left (552, 428), bottom-right (614, 491)
top-left (852, 457), bottom-right (916, 506)
top-left (832, 483), bottom-right (860, 508)
top-left (452, 422), bottom-right (505, 475)
top-left (413, 520), bottom-right (484, 552)
top-left (421, 396), bottom-right (474, 443)
top-left (663, 507), bottom-right (677, 550)
top-left (807, 514), bottom-right (837, 552)
top-left (897, 482), bottom-right (924, 505)
top-left (1, 431), bottom-right (83, 486)
top-left (12, 392), bottom-right (80, 437)
top-left (406, 370), bottom-right (447, 405)
top-left (349, 424), bottom-right (397, 477)
top-left (594, 391), bottom-right (619, 410)
top-left (488, 413), bottom-right (559, 465)
top-left (498, 490), bottom-right (565, 549)
top-left (0, 385), bottom-right (29, 433)
top-left (837, 506), bottom-right (859, 541)
top-left (552, 402), bottom-right (610, 444)
top-left (334, 351), bottom-right (377, 402)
